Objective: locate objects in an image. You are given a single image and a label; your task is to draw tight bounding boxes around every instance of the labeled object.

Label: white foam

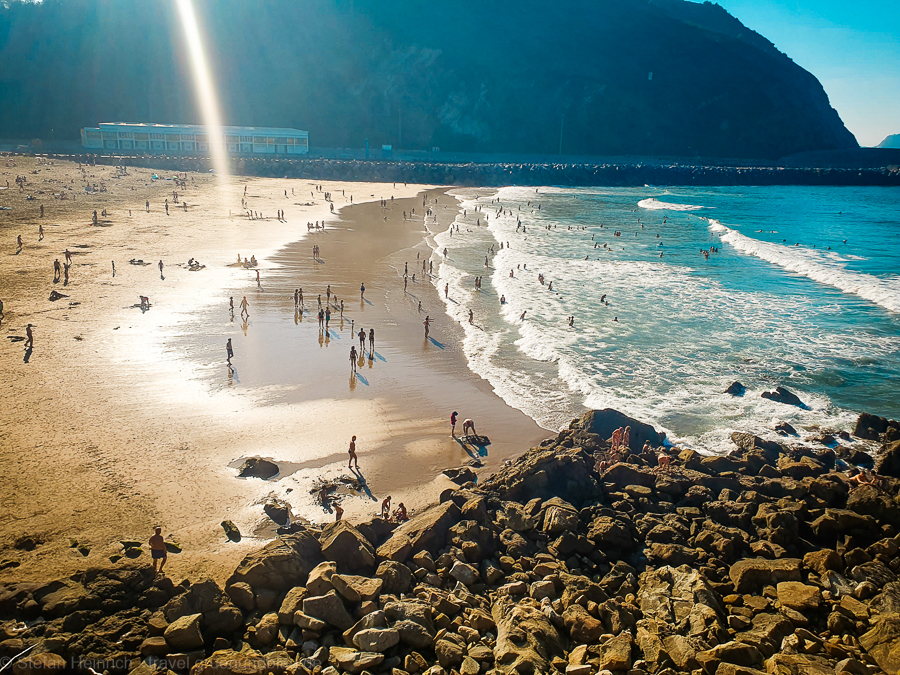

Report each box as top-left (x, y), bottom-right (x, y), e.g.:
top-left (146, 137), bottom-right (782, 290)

top-left (638, 197), bottom-right (706, 211)
top-left (707, 218), bottom-right (900, 313)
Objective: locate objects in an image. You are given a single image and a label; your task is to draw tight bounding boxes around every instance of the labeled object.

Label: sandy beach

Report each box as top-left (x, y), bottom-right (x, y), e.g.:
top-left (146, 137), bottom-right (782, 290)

top-left (0, 157), bottom-right (548, 585)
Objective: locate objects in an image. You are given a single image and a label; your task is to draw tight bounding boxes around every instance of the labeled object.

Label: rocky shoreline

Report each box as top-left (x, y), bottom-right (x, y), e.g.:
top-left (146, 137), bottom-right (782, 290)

top-left (27, 154), bottom-right (900, 187)
top-left (3, 408), bottom-right (900, 675)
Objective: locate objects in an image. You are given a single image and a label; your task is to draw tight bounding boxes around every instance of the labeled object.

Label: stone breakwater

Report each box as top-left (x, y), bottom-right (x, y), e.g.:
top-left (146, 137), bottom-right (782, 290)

top-left (42, 154), bottom-right (900, 187)
top-left (3, 408), bottom-right (900, 675)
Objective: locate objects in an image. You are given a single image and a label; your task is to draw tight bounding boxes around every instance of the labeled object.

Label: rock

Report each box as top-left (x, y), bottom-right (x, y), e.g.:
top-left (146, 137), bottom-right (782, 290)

top-left (165, 613), bottom-right (204, 650)
top-left (227, 532), bottom-right (323, 591)
top-left (460, 657), bottom-right (480, 675)
top-left (580, 408), bottom-right (660, 451)
top-left (10, 654), bottom-right (67, 675)
top-left (530, 580), bottom-right (556, 601)
top-left (802, 549), bottom-right (842, 575)
top-left (602, 463), bottom-right (657, 489)
top-left (226, 582), bottom-right (256, 611)
top-left (192, 648), bottom-right (268, 675)
top-left (725, 381), bottom-right (746, 396)
top-left (854, 412), bottom-right (894, 440)
top-left (542, 502), bottom-right (580, 536)
top-left (320, 521), bottom-right (376, 574)
top-left (492, 594), bottom-right (564, 675)
top-left (256, 612), bottom-right (280, 646)
top-left (376, 561), bottom-right (414, 595)
top-left (293, 612), bottom-right (327, 631)
top-left (562, 603), bottom-right (604, 642)
top-left (435, 639), bottom-right (465, 669)
top-left (588, 516), bottom-right (635, 551)
top-left (264, 498), bottom-right (293, 526)
top-left (221, 520), bottom-right (241, 542)
top-left (774, 421), bottom-right (797, 436)
top-left (443, 467), bottom-right (477, 485)
top-left (834, 657), bottom-right (873, 675)
top-left (730, 432), bottom-right (783, 455)
top-left (449, 562), bottom-right (478, 585)
top-left (877, 440), bottom-right (900, 479)
top-left (776, 582), bottom-right (822, 611)
top-left (303, 590), bottom-right (354, 630)
top-left (596, 632), bottom-right (633, 671)
top-left (140, 636), bottom-right (169, 657)
top-left (277, 587), bottom-right (308, 623)
top-left (697, 642), bottom-right (764, 675)
top-left (729, 558), bottom-right (802, 594)
top-left (353, 628), bottom-right (400, 653)
top-left (376, 501), bottom-right (461, 563)
top-left (163, 578), bottom-right (243, 636)
top-left (859, 614), bottom-right (900, 675)
top-left (810, 509), bottom-right (877, 539)
top-left (331, 574), bottom-right (383, 602)
top-left (329, 647), bottom-right (385, 674)
top-left (238, 457), bottom-right (279, 479)
top-left (761, 386), bottom-right (807, 409)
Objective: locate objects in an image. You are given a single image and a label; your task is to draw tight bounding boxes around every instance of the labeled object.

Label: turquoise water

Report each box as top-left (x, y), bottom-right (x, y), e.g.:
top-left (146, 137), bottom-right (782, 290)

top-left (429, 186), bottom-right (900, 452)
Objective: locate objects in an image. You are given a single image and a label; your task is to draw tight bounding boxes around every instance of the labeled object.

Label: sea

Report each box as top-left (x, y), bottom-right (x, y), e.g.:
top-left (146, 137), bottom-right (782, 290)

top-left (427, 185), bottom-right (900, 453)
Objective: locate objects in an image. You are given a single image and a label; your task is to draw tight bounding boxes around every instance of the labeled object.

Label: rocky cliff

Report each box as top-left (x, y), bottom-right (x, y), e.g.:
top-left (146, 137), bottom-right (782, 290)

top-left (3, 409), bottom-right (900, 675)
top-left (0, 0), bottom-right (858, 159)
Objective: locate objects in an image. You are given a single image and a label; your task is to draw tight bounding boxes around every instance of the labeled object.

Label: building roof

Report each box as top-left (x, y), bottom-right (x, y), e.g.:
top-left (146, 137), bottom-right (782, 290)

top-left (96, 123), bottom-right (307, 135)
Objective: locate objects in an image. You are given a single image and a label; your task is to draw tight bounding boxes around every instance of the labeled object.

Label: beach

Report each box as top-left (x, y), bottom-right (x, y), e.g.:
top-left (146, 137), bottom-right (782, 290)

top-left (0, 157), bottom-right (547, 585)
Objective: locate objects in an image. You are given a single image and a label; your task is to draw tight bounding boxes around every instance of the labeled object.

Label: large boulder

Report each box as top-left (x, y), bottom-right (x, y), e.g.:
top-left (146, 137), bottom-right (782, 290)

top-left (492, 594), bottom-right (564, 675)
top-left (877, 441), bottom-right (900, 479)
top-left (191, 648), bottom-right (268, 675)
top-left (165, 613), bottom-right (204, 650)
top-left (376, 500), bottom-right (461, 563)
top-left (760, 386), bottom-right (807, 409)
top-left (227, 531), bottom-right (323, 591)
top-left (854, 412), bottom-right (896, 441)
top-left (860, 613), bottom-right (900, 675)
top-left (375, 560), bottom-right (414, 595)
top-left (328, 647), bottom-right (385, 675)
top-left (163, 578), bottom-right (243, 636)
top-left (580, 408), bottom-right (659, 451)
top-left (729, 558), bottom-right (802, 594)
top-left (320, 521), bottom-right (376, 573)
top-left (302, 590), bottom-right (354, 630)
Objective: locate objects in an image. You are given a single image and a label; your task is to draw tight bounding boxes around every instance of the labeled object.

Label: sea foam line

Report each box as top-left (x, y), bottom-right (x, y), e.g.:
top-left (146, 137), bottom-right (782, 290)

top-left (707, 218), bottom-right (900, 314)
top-left (638, 197), bottom-right (706, 211)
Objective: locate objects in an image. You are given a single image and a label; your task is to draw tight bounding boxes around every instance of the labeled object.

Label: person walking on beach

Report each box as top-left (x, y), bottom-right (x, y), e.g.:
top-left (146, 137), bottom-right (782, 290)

top-left (368, 328), bottom-right (374, 353)
top-left (146, 200), bottom-right (150, 213)
top-left (158, 260), bottom-right (164, 277)
top-left (444, 283), bottom-right (449, 298)
top-left (348, 435), bottom-right (359, 468)
top-left (240, 296), bottom-right (249, 318)
top-left (53, 258), bottom-right (61, 281)
top-left (424, 316), bottom-right (431, 338)
top-left (149, 527), bottom-right (167, 575)
top-left (358, 328), bottom-right (366, 352)
top-left (326, 285), bottom-right (331, 304)
top-left (360, 282), bottom-right (366, 299)
top-left (318, 309), bottom-right (324, 328)
top-left (229, 297), bottom-right (234, 313)
top-left (226, 338), bottom-right (233, 365)
top-left (450, 411), bottom-right (458, 437)
top-left (469, 309), bottom-right (474, 324)
top-left (24, 324), bottom-right (33, 349)
top-left (64, 249), bottom-right (72, 265)
top-left (38, 223), bottom-right (44, 241)
top-left (325, 307), bottom-right (331, 328)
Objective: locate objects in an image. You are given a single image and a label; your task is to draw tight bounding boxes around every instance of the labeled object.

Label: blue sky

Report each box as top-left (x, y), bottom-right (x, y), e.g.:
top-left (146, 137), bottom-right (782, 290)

top-left (719, 0), bottom-right (900, 146)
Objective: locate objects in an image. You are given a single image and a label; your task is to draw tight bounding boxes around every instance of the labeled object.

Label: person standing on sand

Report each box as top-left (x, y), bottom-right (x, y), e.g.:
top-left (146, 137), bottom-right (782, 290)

top-left (360, 282), bottom-right (365, 299)
top-left (38, 223), bottom-right (44, 241)
top-left (24, 324), bottom-right (33, 349)
top-left (146, 200), bottom-right (150, 213)
top-left (16, 234), bottom-right (23, 252)
top-left (158, 260), bottom-right (164, 276)
top-left (348, 435), bottom-right (359, 468)
top-left (369, 328), bottom-right (374, 353)
top-left (240, 296), bottom-right (249, 318)
top-left (350, 346), bottom-right (358, 372)
top-left (226, 338), bottom-right (233, 365)
top-left (54, 259), bottom-right (61, 281)
top-left (450, 411), bottom-right (458, 437)
top-left (149, 527), bottom-right (167, 575)
top-left (444, 283), bottom-right (449, 298)
top-left (424, 316), bottom-right (431, 338)
top-left (358, 328), bottom-right (366, 352)
top-left (381, 496), bottom-right (391, 520)
top-left (229, 297), bottom-right (234, 313)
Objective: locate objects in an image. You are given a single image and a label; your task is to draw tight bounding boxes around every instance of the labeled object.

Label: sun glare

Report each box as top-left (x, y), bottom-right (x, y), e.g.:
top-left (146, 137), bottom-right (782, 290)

top-left (174, 0), bottom-right (229, 183)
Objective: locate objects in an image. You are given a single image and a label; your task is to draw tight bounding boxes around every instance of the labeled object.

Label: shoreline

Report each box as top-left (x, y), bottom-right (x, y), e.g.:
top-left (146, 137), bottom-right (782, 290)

top-left (0, 158), bottom-right (547, 586)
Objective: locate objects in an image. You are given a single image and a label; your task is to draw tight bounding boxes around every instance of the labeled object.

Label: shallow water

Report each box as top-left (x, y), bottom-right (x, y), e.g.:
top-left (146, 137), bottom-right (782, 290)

top-left (429, 185), bottom-right (900, 452)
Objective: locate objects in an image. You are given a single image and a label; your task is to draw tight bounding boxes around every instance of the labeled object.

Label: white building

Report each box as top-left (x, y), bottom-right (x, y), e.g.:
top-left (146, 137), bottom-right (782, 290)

top-left (81, 123), bottom-right (309, 155)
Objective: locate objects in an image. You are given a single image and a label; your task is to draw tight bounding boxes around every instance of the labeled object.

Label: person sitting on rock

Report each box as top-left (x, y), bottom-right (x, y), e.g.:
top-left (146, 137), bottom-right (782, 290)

top-left (394, 503), bottom-right (408, 522)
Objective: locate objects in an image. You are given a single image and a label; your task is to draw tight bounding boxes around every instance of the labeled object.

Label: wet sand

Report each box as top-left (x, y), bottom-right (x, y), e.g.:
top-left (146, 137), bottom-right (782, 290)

top-left (0, 157), bottom-right (547, 585)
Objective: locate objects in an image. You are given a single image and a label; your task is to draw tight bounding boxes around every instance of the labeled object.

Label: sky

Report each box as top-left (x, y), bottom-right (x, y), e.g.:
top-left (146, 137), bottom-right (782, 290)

top-left (719, 0), bottom-right (900, 147)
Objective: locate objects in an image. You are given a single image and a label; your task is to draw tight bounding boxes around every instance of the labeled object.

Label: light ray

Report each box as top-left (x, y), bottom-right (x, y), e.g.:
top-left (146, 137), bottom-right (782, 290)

top-left (174, 0), bottom-right (229, 182)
